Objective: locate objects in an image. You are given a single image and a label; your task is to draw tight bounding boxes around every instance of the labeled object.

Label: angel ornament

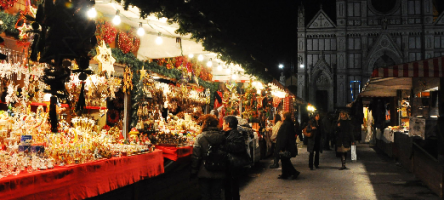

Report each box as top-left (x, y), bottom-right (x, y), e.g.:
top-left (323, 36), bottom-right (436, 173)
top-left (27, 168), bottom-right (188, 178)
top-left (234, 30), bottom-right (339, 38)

top-left (5, 82), bottom-right (19, 105)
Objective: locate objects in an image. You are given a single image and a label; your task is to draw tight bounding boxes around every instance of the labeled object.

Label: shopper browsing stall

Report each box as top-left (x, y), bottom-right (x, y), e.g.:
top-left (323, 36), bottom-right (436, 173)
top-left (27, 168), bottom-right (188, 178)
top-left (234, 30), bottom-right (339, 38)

top-left (191, 114), bottom-right (226, 200)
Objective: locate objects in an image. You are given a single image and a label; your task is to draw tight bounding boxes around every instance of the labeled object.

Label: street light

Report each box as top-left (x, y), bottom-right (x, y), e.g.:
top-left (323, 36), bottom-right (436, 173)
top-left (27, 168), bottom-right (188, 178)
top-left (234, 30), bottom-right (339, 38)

top-left (279, 64), bottom-right (284, 69)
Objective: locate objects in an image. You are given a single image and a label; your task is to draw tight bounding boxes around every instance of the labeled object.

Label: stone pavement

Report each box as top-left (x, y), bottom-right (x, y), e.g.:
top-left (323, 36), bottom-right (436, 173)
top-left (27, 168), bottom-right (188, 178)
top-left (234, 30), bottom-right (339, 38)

top-left (238, 144), bottom-right (440, 200)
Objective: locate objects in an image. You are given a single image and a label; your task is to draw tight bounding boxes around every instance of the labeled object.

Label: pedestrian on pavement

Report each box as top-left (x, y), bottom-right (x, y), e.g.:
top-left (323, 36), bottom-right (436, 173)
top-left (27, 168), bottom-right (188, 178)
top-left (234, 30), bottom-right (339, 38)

top-left (191, 114), bottom-right (226, 200)
top-left (335, 110), bottom-right (355, 170)
top-left (306, 111), bottom-right (324, 170)
top-left (268, 113), bottom-right (283, 169)
top-left (222, 115), bottom-right (245, 200)
top-left (275, 112), bottom-right (300, 179)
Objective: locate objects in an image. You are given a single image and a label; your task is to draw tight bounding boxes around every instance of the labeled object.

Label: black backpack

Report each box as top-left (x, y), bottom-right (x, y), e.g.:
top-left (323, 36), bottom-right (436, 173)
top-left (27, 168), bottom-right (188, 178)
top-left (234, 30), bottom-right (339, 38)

top-left (203, 138), bottom-right (228, 172)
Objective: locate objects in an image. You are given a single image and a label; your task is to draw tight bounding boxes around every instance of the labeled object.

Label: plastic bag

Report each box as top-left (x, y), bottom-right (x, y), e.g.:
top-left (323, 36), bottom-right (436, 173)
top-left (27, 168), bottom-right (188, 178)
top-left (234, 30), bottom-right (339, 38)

top-left (351, 144), bottom-right (357, 161)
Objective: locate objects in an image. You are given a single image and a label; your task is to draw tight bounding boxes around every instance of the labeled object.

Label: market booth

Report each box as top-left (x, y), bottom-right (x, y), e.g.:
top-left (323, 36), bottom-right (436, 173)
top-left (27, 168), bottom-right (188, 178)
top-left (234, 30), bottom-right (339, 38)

top-left (0, 1), bottom-right (303, 200)
top-left (358, 56), bottom-right (444, 197)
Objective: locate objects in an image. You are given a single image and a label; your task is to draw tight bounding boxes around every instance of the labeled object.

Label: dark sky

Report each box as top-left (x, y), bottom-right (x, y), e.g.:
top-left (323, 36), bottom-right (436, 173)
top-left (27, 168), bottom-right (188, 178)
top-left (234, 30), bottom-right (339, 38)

top-left (211, 0), bottom-right (334, 79)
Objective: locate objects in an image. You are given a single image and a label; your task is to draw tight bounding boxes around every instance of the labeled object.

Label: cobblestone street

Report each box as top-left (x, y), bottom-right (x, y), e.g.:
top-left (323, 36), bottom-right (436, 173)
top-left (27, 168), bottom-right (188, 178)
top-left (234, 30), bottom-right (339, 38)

top-left (238, 144), bottom-right (440, 200)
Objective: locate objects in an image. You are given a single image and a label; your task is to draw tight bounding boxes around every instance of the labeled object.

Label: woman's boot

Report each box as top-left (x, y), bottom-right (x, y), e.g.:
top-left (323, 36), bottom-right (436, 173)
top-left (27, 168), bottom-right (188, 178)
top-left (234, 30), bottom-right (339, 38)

top-left (340, 154), bottom-right (346, 170)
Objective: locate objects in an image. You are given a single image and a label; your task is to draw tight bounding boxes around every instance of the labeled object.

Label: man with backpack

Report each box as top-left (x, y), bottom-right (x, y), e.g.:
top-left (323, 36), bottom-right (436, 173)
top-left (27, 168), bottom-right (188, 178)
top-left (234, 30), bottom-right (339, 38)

top-left (191, 114), bottom-right (227, 200)
top-left (222, 115), bottom-right (246, 200)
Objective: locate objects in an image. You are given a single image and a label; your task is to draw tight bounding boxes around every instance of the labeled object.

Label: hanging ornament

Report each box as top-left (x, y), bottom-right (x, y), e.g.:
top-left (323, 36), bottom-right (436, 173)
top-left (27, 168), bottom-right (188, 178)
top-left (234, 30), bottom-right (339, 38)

top-left (96, 20), bottom-right (117, 44)
top-left (131, 34), bottom-right (140, 54)
top-left (257, 96), bottom-right (264, 109)
top-left (93, 40), bottom-right (115, 76)
top-left (123, 66), bottom-right (133, 94)
top-left (139, 66), bottom-right (146, 80)
top-left (117, 32), bottom-right (132, 54)
top-left (17, 23), bottom-right (32, 40)
top-left (1, 0), bottom-right (18, 10)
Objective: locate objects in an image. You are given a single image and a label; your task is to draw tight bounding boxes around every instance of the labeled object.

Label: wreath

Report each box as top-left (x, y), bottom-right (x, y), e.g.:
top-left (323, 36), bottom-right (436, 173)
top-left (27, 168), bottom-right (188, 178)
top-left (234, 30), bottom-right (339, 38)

top-left (107, 109), bottom-right (120, 124)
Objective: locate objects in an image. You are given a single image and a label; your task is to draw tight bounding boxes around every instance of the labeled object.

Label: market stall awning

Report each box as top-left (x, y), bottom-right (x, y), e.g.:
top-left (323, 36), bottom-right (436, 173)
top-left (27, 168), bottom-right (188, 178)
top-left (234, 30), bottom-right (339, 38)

top-left (371, 56), bottom-right (444, 78)
top-left (360, 56), bottom-right (444, 97)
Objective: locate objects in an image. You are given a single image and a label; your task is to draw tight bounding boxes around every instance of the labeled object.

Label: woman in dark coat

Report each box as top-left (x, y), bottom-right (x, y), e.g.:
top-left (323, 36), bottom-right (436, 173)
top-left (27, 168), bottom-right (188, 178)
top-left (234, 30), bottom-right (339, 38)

top-left (306, 112), bottom-right (324, 170)
top-left (335, 110), bottom-right (355, 170)
top-left (191, 114), bottom-right (226, 200)
top-left (275, 112), bottom-right (300, 179)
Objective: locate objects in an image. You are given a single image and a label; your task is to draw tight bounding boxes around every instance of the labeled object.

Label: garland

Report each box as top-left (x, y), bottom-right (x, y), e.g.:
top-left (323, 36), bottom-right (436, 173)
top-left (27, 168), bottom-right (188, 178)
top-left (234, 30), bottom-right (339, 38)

top-left (0, 11), bottom-right (20, 38)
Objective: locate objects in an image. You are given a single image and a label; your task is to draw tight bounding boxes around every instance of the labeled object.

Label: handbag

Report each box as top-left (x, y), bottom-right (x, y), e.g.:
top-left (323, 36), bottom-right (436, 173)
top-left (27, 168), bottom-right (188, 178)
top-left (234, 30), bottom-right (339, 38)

top-left (351, 144), bottom-right (357, 161)
top-left (279, 151), bottom-right (292, 159)
top-left (227, 151), bottom-right (252, 169)
top-left (302, 126), bottom-right (312, 138)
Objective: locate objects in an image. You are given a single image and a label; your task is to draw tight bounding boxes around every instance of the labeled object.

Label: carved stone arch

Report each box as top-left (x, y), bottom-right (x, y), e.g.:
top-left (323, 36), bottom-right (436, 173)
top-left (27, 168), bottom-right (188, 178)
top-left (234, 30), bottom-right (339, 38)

top-left (366, 34), bottom-right (403, 75)
top-left (367, 49), bottom-right (403, 75)
top-left (309, 59), bottom-right (334, 112)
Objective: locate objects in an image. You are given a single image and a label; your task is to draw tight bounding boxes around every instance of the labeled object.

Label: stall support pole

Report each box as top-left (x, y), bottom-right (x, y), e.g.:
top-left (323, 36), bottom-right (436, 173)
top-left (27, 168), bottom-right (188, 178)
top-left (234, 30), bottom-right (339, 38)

top-left (438, 78), bottom-right (444, 199)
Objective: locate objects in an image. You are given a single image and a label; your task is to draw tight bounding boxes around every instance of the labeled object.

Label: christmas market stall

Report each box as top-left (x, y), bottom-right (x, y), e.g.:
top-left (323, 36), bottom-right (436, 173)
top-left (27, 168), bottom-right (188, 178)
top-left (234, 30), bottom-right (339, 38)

top-left (357, 55), bottom-right (444, 197)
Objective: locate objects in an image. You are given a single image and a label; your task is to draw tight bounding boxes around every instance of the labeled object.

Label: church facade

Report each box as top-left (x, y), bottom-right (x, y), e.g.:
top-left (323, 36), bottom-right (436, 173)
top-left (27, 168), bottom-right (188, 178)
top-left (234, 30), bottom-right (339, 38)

top-left (296, 0), bottom-right (444, 112)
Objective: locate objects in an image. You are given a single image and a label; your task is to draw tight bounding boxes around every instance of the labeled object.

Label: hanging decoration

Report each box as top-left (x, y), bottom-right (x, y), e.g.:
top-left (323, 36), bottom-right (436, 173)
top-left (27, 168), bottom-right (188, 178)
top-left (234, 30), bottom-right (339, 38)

top-left (117, 32), bottom-right (132, 54)
top-left (16, 22), bottom-right (31, 40)
top-left (123, 66), bottom-right (133, 94)
top-left (131, 34), bottom-right (140, 54)
top-left (273, 97), bottom-right (281, 108)
top-left (1, 0), bottom-right (18, 10)
top-left (94, 40), bottom-right (115, 75)
top-left (30, 0), bottom-right (97, 131)
top-left (95, 19), bottom-right (118, 44)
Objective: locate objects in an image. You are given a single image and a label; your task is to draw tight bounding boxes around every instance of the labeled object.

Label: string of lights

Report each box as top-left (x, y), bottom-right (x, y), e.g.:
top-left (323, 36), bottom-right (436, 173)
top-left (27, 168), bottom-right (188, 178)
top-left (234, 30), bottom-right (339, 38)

top-left (86, 4), bottom-right (246, 81)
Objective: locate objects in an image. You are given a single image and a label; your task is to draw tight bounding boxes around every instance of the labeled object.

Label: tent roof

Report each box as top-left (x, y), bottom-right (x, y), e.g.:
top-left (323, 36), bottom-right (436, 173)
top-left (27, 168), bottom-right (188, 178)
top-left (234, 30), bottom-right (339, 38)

top-left (360, 56), bottom-right (444, 98)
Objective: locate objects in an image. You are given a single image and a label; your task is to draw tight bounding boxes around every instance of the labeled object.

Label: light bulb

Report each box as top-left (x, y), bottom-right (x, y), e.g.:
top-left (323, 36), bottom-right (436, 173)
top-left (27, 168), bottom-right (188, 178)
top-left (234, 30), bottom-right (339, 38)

top-left (112, 10), bottom-right (121, 25)
top-left (226, 68), bottom-right (231, 74)
top-left (300, 64), bottom-right (304, 68)
top-left (198, 55), bottom-right (204, 61)
top-left (279, 64), bottom-right (284, 69)
top-left (155, 33), bottom-right (163, 45)
top-left (137, 23), bottom-right (144, 36)
top-left (206, 61), bottom-right (212, 67)
top-left (217, 65), bottom-right (222, 71)
top-left (87, 8), bottom-right (97, 18)
top-left (188, 54), bottom-right (194, 58)
top-left (232, 73), bottom-right (238, 80)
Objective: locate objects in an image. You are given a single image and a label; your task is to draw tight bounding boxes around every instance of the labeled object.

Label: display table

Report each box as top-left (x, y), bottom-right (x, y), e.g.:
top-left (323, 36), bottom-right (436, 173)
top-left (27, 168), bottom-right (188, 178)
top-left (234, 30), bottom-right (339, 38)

top-left (155, 145), bottom-right (193, 161)
top-left (0, 150), bottom-right (164, 200)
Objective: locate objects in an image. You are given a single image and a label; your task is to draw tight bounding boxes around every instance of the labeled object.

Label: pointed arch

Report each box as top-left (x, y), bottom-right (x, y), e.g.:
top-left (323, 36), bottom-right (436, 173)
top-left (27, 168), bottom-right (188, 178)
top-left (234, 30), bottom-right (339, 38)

top-left (366, 34), bottom-right (403, 75)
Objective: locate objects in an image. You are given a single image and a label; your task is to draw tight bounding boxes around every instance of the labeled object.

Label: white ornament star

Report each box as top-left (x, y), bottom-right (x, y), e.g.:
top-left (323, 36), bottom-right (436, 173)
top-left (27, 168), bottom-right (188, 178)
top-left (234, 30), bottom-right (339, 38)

top-left (94, 40), bottom-right (116, 76)
top-left (17, 23), bottom-right (32, 40)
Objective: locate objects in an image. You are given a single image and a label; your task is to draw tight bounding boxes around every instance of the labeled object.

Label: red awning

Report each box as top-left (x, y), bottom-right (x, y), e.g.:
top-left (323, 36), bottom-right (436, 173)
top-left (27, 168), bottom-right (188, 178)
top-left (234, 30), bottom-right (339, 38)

top-left (371, 56), bottom-right (444, 78)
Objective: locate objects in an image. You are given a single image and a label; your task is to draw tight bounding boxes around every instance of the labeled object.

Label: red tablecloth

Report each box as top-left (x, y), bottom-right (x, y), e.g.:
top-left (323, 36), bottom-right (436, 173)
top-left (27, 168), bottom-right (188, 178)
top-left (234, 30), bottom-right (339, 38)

top-left (155, 145), bottom-right (193, 161)
top-left (0, 150), bottom-right (164, 200)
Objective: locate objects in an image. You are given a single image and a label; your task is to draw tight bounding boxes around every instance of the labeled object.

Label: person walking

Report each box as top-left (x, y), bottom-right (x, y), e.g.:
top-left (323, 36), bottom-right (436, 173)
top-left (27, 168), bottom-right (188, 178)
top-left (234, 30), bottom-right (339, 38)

top-left (306, 112), bottom-right (324, 170)
top-left (222, 115), bottom-right (245, 200)
top-left (275, 112), bottom-right (300, 179)
top-left (335, 110), bottom-right (355, 170)
top-left (268, 113), bottom-right (283, 168)
top-left (191, 114), bottom-right (226, 200)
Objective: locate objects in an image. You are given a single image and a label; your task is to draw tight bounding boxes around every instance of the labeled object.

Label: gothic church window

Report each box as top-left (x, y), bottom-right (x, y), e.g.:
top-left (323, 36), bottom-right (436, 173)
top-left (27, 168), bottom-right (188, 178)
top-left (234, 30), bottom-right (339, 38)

top-left (408, 0), bottom-right (421, 15)
top-left (408, 36), bottom-right (421, 49)
top-left (308, 39), bottom-right (313, 51)
top-left (348, 54), bottom-right (362, 69)
top-left (409, 53), bottom-right (422, 62)
top-left (348, 38), bottom-right (361, 50)
top-left (347, 2), bottom-right (361, 17)
top-left (434, 36), bottom-right (444, 49)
